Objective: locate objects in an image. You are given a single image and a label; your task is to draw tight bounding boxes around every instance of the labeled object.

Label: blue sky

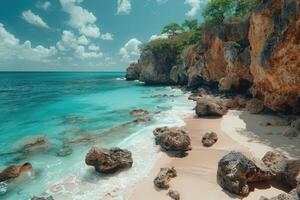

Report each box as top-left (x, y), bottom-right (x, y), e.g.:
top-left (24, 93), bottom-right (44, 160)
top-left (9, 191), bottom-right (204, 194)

top-left (0, 0), bottom-right (208, 71)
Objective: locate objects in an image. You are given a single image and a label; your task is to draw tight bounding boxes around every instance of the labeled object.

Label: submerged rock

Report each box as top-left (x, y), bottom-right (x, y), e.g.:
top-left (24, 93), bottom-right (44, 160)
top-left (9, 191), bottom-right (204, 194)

top-left (246, 98), bottom-right (264, 114)
top-left (260, 119), bottom-right (289, 127)
top-left (167, 190), bottom-right (180, 200)
top-left (195, 98), bottom-right (227, 117)
top-left (18, 136), bottom-right (49, 154)
top-left (56, 145), bottom-right (73, 157)
top-left (153, 127), bottom-right (192, 153)
top-left (31, 196), bottom-right (54, 200)
top-left (129, 109), bottom-right (149, 116)
top-left (85, 147), bottom-right (133, 174)
top-left (132, 117), bottom-right (151, 123)
top-left (0, 163), bottom-right (32, 182)
top-left (154, 167), bottom-right (177, 189)
top-left (291, 119), bottom-right (300, 131)
top-left (217, 151), bottom-right (272, 196)
top-left (65, 134), bottom-right (95, 143)
top-left (283, 128), bottom-right (299, 138)
top-left (202, 132), bottom-right (218, 147)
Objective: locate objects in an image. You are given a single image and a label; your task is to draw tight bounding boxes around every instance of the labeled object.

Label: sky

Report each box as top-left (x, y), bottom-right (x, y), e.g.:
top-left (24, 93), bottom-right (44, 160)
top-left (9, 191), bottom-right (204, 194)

top-left (0, 0), bottom-right (209, 71)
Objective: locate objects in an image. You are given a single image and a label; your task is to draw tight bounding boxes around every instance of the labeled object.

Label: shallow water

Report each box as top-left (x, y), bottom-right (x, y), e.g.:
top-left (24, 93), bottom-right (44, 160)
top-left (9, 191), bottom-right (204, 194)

top-left (0, 72), bottom-right (194, 199)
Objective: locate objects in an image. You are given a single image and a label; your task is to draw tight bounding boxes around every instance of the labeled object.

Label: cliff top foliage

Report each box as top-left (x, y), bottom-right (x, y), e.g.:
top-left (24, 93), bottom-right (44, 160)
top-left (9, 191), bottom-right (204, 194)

top-left (140, 0), bottom-right (258, 63)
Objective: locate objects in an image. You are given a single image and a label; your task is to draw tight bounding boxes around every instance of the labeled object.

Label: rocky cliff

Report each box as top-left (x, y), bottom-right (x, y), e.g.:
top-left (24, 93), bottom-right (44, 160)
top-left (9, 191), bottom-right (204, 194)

top-left (126, 0), bottom-right (300, 114)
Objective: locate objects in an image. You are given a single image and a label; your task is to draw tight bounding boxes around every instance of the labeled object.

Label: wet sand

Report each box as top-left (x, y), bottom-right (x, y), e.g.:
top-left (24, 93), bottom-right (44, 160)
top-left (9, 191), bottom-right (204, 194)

top-left (128, 110), bottom-right (298, 200)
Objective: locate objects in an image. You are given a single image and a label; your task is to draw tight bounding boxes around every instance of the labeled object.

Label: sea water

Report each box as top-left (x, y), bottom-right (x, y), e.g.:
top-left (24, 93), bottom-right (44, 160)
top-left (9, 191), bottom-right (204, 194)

top-left (0, 72), bottom-right (194, 200)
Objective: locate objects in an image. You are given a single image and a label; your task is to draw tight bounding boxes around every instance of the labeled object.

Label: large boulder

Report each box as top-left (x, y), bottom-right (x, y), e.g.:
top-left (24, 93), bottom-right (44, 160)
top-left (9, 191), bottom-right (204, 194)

top-left (202, 132), bottom-right (218, 147)
top-left (85, 147), bottom-right (133, 174)
top-left (0, 163), bottom-right (32, 182)
top-left (153, 127), bottom-right (192, 153)
top-left (262, 151), bottom-right (300, 188)
top-left (196, 98), bottom-right (227, 117)
top-left (246, 98), bottom-right (265, 114)
top-left (217, 151), bottom-right (273, 196)
top-left (153, 167), bottom-right (177, 189)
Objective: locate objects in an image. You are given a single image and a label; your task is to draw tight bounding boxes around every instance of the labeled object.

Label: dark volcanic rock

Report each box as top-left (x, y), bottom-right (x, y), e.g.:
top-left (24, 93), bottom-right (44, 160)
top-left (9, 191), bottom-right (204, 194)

top-left (85, 147), bottom-right (133, 174)
top-left (262, 151), bottom-right (300, 188)
top-left (196, 98), bottom-right (227, 117)
top-left (217, 151), bottom-right (273, 196)
top-left (0, 163), bottom-right (32, 182)
top-left (167, 190), bottom-right (180, 200)
top-left (202, 132), bottom-right (218, 147)
top-left (153, 167), bottom-right (177, 189)
top-left (153, 127), bottom-right (192, 153)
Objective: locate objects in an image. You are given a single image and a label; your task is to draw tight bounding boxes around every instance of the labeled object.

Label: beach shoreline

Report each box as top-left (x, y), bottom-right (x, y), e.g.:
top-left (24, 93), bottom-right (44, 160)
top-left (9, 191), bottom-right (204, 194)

top-left (128, 110), bottom-right (297, 200)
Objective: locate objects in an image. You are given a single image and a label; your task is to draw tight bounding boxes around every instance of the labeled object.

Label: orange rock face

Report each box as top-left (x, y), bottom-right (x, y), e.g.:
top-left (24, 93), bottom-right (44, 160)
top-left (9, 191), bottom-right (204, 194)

top-left (248, 0), bottom-right (300, 113)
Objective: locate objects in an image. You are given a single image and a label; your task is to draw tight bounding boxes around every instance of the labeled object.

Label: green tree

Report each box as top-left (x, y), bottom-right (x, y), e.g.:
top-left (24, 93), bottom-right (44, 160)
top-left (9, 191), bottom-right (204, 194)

top-left (234, 0), bottom-right (257, 17)
top-left (182, 19), bottom-right (198, 30)
top-left (161, 22), bottom-right (184, 35)
top-left (203, 0), bottom-right (234, 22)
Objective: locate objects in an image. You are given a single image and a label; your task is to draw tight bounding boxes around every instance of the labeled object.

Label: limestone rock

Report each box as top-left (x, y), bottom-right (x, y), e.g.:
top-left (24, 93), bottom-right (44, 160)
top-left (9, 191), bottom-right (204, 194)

top-left (153, 167), bottom-right (177, 189)
top-left (262, 151), bottom-right (300, 188)
top-left (196, 98), bottom-right (227, 117)
top-left (217, 151), bottom-right (272, 196)
top-left (153, 127), bottom-right (192, 153)
top-left (0, 163), bottom-right (32, 182)
top-left (85, 147), bottom-right (133, 174)
top-left (167, 190), bottom-right (180, 200)
top-left (202, 132), bottom-right (218, 147)
top-left (246, 98), bottom-right (264, 114)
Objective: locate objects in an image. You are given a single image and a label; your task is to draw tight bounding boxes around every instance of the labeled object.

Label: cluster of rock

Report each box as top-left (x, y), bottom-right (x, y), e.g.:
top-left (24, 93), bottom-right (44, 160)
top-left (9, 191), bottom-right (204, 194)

top-left (125, 0), bottom-right (300, 114)
top-left (217, 151), bottom-right (300, 197)
top-left (154, 167), bottom-right (180, 200)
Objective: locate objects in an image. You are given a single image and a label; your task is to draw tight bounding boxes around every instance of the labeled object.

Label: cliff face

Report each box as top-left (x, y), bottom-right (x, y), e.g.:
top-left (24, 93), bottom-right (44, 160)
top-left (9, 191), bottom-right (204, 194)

top-left (126, 0), bottom-right (300, 114)
top-left (248, 0), bottom-right (300, 113)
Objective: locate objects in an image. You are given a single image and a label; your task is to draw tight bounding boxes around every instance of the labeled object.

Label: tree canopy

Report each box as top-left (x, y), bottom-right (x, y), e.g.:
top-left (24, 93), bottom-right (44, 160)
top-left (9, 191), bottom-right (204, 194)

top-left (182, 19), bottom-right (198, 30)
top-left (161, 22), bottom-right (184, 35)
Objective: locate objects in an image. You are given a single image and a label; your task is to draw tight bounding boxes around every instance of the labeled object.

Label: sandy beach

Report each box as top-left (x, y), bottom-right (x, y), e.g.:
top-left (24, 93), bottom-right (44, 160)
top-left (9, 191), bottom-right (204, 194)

top-left (128, 110), bottom-right (299, 200)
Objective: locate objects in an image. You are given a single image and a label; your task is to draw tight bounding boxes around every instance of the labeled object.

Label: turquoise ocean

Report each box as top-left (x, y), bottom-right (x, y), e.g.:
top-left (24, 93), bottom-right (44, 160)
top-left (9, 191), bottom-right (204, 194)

top-left (0, 72), bottom-right (194, 200)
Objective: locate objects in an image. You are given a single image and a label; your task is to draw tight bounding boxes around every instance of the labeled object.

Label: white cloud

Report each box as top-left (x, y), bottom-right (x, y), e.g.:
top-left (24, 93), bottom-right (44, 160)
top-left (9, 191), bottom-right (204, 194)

top-left (56, 30), bottom-right (102, 59)
top-left (117, 0), bottom-right (132, 15)
top-left (60, 0), bottom-right (100, 38)
top-left (184, 0), bottom-right (205, 17)
top-left (119, 38), bottom-right (142, 62)
top-left (149, 33), bottom-right (169, 41)
top-left (37, 1), bottom-right (51, 11)
top-left (88, 44), bottom-right (100, 51)
top-left (77, 35), bottom-right (90, 45)
top-left (22, 10), bottom-right (49, 29)
top-left (101, 33), bottom-right (114, 41)
top-left (0, 23), bottom-right (56, 63)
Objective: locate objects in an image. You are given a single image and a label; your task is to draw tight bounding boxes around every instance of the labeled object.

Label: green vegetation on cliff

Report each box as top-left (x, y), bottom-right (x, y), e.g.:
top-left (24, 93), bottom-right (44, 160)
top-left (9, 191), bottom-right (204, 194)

top-left (141, 0), bottom-right (258, 64)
